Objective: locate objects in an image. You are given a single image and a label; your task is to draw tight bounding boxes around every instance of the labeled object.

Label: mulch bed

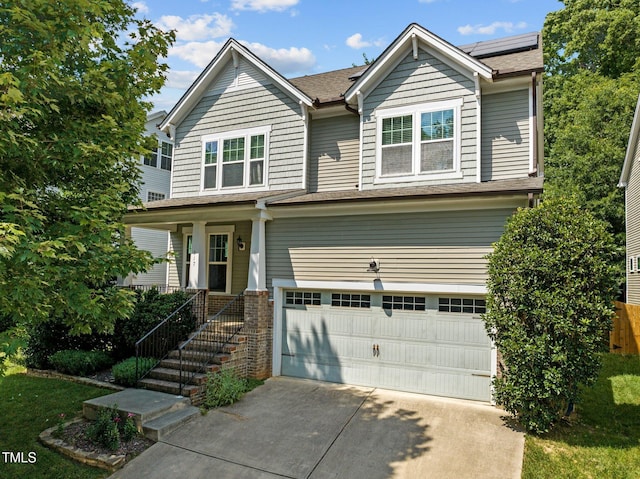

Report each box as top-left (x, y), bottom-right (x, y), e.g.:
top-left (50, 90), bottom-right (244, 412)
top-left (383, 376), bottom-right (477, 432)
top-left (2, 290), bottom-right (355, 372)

top-left (58, 419), bottom-right (154, 461)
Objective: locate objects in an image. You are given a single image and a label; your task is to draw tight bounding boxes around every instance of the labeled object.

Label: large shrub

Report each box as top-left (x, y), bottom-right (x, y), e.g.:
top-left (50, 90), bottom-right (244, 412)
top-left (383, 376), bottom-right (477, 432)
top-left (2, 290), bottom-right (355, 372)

top-left (112, 357), bottom-right (156, 387)
top-left (111, 288), bottom-right (197, 360)
top-left (483, 197), bottom-right (620, 433)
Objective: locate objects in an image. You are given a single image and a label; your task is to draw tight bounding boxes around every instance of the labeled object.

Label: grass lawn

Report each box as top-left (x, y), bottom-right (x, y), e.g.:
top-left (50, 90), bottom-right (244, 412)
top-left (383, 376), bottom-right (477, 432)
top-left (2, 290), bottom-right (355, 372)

top-left (0, 365), bottom-right (114, 479)
top-left (522, 353), bottom-right (640, 479)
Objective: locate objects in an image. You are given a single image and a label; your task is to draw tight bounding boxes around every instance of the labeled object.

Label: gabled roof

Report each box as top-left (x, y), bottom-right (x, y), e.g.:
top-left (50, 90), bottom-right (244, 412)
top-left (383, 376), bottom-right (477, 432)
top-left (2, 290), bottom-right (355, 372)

top-left (344, 23), bottom-right (493, 104)
top-left (619, 94), bottom-right (640, 187)
top-left (289, 66), bottom-right (364, 105)
top-left (159, 39), bottom-right (313, 133)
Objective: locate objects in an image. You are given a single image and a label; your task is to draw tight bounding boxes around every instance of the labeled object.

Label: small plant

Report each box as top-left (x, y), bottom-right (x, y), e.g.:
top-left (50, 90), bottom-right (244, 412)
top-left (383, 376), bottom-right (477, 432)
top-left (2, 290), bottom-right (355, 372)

top-left (112, 357), bottom-right (155, 387)
top-left (48, 349), bottom-right (113, 376)
top-left (121, 412), bottom-right (139, 442)
top-left (204, 369), bottom-right (250, 409)
top-left (52, 413), bottom-right (66, 439)
top-left (87, 405), bottom-right (121, 451)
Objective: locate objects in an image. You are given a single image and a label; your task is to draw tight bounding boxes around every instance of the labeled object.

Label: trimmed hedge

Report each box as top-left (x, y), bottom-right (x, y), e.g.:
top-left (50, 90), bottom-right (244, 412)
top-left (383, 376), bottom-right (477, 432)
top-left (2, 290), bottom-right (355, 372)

top-left (48, 350), bottom-right (114, 376)
top-left (112, 357), bottom-right (156, 387)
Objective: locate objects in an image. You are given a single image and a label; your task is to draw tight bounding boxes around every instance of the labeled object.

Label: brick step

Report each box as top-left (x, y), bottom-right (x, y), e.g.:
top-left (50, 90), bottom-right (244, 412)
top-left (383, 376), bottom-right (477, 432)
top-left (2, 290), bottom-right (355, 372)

top-left (180, 339), bottom-right (238, 354)
top-left (138, 378), bottom-right (199, 397)
top-left (159, 358), bottom-right (221, 374)
top-left (168, 349), bottom-right (230, 364)
top-left (188, 331), bottom-right (246, 343)
top-left (148, 367), bottom-right (209, 385)
top-left (202, 320), bottom-right (244, 333)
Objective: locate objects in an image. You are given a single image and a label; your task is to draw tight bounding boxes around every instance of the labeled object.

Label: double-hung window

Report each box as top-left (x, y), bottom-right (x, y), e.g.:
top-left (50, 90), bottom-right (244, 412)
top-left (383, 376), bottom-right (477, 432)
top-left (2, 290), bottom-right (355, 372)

top-left (376, 99), bottom-right (462, 182)
top-left (143, 141), bottom-right (173, 171)
top-left (202, 126), bottom-right (269, 192)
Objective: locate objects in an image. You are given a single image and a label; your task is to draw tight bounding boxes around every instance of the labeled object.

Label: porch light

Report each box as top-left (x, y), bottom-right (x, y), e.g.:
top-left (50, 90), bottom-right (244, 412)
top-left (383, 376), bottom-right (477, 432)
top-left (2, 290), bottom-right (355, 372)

top-left (367, 259), bottom-right (380, 273)
top-left (236, 236), bottom-right (246, 251)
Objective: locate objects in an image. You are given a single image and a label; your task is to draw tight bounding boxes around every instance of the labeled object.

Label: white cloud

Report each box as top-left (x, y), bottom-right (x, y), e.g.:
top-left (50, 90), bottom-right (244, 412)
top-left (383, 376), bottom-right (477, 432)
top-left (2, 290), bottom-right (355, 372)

top-left (231, 0), bottom-right (299, 12)
top-left (457, 21), bottom-right (527, 36)
top-left (166, 70), bottom-right (201, 89)
top-left (157, 13), bottom-right (234, 42)
top-left (131, 1), bottom-right (149, 14)
top-left (169, 40), bottom-right (226, 68)
top-left (240, 41), bottom-right (315, 74)
top-left (346, 33), bottom-right (385, 50)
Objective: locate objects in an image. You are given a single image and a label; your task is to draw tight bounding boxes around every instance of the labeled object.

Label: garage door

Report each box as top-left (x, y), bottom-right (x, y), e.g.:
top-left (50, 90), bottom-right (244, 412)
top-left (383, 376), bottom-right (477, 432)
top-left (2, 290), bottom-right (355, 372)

top-left (281, 291), bottom-right (492, 401)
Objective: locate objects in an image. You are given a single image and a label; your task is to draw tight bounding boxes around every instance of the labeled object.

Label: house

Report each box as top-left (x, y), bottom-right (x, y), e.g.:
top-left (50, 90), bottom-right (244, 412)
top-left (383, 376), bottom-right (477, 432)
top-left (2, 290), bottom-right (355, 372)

top-left (619, 94), bottom-right (640, 305)
top-left (125, 111), bottom-right (173, 287)
top-left (125, 24), bottom-right (544, 402)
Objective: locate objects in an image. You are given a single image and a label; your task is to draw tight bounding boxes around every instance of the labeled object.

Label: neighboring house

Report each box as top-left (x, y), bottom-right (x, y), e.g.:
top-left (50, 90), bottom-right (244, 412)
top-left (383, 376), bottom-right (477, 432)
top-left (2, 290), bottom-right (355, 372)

top-left (619, 94), bottom-right (640, 305)
top-left (126, 111), bottom-right (173, 286)
top-left (125, 24), bottom-right (543, 402)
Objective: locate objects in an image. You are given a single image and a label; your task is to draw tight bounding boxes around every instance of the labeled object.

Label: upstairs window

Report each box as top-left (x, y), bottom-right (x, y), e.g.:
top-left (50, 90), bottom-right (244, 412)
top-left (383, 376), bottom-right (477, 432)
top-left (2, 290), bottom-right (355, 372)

top-left (202, 127), bottom-right (269, 192)
top-left (143, 141), bottom-right (173, 171)
top-left (376, 99), bottom-right (462, 182)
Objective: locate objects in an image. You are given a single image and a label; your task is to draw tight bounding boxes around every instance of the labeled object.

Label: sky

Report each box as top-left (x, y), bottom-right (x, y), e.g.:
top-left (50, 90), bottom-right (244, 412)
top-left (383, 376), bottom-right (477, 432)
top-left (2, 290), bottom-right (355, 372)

top-left (130, 0), bottom-right (563, 111)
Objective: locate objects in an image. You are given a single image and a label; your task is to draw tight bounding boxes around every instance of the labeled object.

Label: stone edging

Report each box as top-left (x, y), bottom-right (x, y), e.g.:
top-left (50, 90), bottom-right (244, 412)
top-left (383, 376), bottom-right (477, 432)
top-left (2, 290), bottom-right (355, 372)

top-left (39, 418), bottom-right (126, 472)
top-left (26, 369), bottom-right (125, 391)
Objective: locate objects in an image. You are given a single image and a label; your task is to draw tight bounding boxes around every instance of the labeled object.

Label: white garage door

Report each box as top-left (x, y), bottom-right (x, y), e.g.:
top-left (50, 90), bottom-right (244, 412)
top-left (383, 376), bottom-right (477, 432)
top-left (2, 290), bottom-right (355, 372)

top-left (281, 291), bottom-right (492, 402)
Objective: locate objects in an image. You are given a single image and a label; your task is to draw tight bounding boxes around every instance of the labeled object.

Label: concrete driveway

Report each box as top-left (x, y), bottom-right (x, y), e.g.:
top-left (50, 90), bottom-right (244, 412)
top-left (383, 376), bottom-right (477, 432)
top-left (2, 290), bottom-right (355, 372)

top-left (109, 377), bottom-right (524, 479)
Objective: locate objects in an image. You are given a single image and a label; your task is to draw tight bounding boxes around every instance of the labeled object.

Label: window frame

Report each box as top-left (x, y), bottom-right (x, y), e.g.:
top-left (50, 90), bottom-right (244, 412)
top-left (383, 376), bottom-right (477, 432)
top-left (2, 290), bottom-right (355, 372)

top-left (147, 191), bottom-right (166, 202)
top-left (159, 141), bottom-right (173, 171)
top-left (438, 297), bottom-right (486, 314)
top-left (201, 126), bottom-right (270, 193)
top-left (375, 98), bottom-right (463, 183)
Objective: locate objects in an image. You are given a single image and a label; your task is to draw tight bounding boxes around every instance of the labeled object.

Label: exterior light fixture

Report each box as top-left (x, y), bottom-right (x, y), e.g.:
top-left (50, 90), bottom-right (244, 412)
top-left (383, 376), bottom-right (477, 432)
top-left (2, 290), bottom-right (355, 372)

top-left (367, 258), bottom-right (380, 273)
top-left (236, 236), bottom-right (246, 251)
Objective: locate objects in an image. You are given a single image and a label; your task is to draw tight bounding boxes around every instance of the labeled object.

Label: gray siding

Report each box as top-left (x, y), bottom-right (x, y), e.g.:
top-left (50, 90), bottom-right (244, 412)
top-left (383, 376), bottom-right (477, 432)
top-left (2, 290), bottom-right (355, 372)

top-left (172, 60), bottom-right (305, 197)
top-left (168, 230), bottom-right (184, 289)
top-left (309, 115), bottom-right (360, 192)
top-left (139, 164), bottom-right (171, 201)
top-left (361, 48), bottom-right (477, 189)
top-left (130, 227), bottom-right (169, 286)
top-left (266, 208), bottom-right (517, 289)
top-left (481, 89), bottom-right (530, 180)
top-left (628, 135), bottom-right (640, 304)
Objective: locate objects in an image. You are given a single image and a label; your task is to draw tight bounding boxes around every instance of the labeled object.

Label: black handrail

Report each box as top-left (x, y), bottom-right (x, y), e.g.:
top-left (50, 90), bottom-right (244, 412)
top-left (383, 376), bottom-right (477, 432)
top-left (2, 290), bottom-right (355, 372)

top-left (135, 289), bottom-right (207, 382)
top-left (178, 292), bottom-right (244, 394)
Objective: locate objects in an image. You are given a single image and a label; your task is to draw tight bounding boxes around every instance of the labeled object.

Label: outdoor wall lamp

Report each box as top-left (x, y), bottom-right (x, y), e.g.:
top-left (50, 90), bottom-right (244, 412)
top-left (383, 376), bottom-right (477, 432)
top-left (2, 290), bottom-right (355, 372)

top-left (367, 258), bottom-right (380, 273)
top-left (236, 236), bottom-right (246, 251)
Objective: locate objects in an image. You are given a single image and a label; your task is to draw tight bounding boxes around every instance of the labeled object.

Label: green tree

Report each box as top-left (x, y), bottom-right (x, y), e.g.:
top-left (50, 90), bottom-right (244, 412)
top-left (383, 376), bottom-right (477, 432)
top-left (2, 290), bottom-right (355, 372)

top-left (0, 1), bottom-right (175, 335)
top-left (483, 198), bottom-right (619, 433)
top-left (543, 1), bottom-right (640, 252)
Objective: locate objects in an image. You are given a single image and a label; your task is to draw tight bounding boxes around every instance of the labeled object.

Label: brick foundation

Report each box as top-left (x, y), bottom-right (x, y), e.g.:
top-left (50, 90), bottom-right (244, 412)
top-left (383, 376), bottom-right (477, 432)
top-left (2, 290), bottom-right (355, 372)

top-left (208, 294), bottom-right (242, 316)
top-left (243, 290), bottom-right (273, 380)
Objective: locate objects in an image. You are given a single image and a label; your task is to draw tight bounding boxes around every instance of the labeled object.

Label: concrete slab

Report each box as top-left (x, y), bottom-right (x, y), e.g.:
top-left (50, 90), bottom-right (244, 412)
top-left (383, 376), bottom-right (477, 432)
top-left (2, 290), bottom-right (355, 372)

top-left (108, 377), bottom-right (524, 479)
top-left (83, 388), bottom-right (190, 423)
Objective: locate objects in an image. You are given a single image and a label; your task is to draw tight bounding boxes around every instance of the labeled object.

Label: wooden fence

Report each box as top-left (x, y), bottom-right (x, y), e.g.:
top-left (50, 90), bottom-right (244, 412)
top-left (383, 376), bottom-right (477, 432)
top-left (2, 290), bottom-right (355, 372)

top-left (611, 301), bottom-right (640, 354)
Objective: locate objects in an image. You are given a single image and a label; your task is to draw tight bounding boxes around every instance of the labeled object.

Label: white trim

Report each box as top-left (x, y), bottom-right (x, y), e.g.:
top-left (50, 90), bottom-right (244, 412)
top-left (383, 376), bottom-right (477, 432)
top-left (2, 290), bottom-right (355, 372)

top-left (475, 73), bottom-right (482, 183)
top-left (300, 102), bottom-right (309, 191)
top-left (528, 84), bottom-right (535, 174)
top-left (272, 278), bottom-right (487, 294)
top-left (619, 94), bottom-right (640, 186)
top-left (345, 24), bottom-right (492, 104)
top-left (375, 98), bottom-right (463, 182)
top-left (160, 39), bottom-right (313, 133)
top-left (200, 125), bottom-right (272, 194)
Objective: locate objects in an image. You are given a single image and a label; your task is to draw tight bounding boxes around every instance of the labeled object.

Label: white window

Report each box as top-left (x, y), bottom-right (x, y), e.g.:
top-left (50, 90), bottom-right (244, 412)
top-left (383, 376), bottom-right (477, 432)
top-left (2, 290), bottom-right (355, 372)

top-left (439, 297), bottom-right (486, 314)
top-left (630, 256), bottom-right (637, 273)
top-left (159, 141), bottom-right (172, 171)
top-left (143, 140), bottom-right (173, 171)
top-left (147, 191), bottom-right (166, 202)
top-left (376, 99), bottom-right (463, 183)
top-left (201, 126), bottom-right (269, 192)
top-left (285, 291), bottom-right (321, 307)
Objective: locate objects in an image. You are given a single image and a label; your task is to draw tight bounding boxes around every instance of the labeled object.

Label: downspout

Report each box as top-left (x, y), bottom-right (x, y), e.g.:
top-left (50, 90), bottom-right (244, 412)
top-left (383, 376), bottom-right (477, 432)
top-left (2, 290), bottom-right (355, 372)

top-left (529, 71), bottom-right (538, 177)
top-left (356, 91), bottom-right (364, 191)
top-left (300, 101), bottom-right (309, 191)
top-left (474, 72), bottom-right (482, 183)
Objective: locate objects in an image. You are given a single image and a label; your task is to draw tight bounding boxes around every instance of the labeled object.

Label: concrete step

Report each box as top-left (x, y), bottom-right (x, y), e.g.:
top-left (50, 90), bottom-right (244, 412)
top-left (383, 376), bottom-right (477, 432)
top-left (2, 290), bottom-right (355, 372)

top-left (159, 358), bottom-right (221, 374)
top-left (148, 367), bottom-right (209, 385)
top-left (83, 389), bottom-right (192, 425)
top-left (138, 378), bottom-right (199, 397)
top-left (142, 405), bottom-right (200, 442)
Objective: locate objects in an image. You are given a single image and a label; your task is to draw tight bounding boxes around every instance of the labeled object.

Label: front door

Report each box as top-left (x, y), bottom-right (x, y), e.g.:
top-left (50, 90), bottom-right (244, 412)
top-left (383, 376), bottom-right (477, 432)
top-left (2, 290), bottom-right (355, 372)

top-left (208, 233), bottom-right (230, 293)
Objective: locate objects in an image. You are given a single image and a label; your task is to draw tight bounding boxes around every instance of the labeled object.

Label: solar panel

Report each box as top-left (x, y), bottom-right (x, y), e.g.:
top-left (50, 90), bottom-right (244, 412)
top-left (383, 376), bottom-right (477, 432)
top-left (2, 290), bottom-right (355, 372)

top-left (458, 32), bottom-right (539, 59)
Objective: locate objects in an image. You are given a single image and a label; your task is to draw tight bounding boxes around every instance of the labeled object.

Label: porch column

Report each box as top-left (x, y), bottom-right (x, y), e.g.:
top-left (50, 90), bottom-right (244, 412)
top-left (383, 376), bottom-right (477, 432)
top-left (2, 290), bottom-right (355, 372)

top-left (247, 209), bottom-right (272, 292)
top-left (189, 221), bottom-right (208, 290)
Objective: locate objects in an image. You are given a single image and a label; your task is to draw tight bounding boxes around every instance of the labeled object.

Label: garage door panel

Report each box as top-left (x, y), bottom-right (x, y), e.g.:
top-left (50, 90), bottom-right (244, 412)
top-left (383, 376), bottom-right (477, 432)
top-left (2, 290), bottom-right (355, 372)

top-left (281, 290), bottom-right (492, 402)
